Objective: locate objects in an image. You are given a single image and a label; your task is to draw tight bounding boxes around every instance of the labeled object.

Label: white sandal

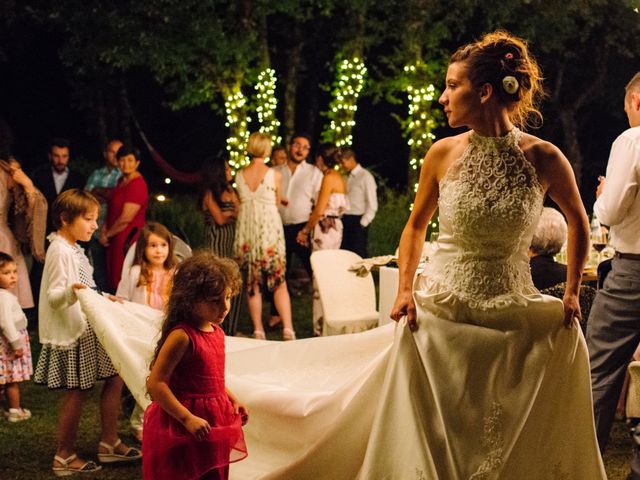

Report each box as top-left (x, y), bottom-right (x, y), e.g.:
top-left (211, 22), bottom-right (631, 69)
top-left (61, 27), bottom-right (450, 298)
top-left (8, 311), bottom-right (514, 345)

top-left (252, 330), bottom-right (266, 340)
top-left (97, 438), bottom-right (141, 463)
top-left (52, 453), bottom-right (101, 477)
top-left (283, 328), bottom-right (296, 341)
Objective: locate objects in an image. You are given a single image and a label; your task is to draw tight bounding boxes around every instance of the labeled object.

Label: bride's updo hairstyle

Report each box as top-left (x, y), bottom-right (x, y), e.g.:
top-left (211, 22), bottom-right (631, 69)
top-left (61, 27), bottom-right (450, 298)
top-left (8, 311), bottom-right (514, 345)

top-left (450, 30), bottom-right (545, 129)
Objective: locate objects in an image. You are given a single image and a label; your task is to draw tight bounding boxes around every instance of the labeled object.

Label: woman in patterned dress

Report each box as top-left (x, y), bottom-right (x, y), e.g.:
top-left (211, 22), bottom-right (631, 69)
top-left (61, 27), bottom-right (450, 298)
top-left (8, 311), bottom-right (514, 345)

top-left (201, 159), bottom-right (241, 335)
top-left (234, 133), bottom-right (295, 340)
top-left (296, 143), bottom-right (348, 335)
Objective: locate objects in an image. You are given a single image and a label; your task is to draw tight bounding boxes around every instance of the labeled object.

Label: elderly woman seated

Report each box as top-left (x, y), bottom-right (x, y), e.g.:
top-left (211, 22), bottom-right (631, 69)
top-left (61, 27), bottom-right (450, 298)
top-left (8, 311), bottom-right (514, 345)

top-left (529, 207), bottom-right (567, 290)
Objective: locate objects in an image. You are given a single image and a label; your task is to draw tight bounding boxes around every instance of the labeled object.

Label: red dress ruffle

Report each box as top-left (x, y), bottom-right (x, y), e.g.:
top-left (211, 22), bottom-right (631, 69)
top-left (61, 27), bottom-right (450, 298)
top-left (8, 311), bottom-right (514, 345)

top-left (143, 323), bottom-right (247, 480)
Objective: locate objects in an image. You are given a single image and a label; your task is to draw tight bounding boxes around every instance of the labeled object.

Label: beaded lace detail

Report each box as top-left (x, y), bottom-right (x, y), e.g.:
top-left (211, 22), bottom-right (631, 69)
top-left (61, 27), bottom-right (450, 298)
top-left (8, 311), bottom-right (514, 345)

top-left (423, 128), bottom-right (543, 308)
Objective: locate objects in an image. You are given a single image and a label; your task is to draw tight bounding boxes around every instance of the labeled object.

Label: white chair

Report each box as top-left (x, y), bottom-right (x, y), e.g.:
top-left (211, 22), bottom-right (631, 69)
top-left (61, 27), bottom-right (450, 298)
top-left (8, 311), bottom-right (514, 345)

top-left (122, 234), bottom-right (192, 273)
top-left (310, 249), bottom-right (379, 336)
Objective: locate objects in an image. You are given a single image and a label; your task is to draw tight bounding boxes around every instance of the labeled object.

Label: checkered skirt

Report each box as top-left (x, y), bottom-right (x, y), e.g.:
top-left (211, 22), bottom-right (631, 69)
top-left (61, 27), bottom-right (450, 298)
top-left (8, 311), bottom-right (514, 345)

top-left (34, 322), bottom-right (117, 390)
top-left (0, 329), bottom-right (33, 384)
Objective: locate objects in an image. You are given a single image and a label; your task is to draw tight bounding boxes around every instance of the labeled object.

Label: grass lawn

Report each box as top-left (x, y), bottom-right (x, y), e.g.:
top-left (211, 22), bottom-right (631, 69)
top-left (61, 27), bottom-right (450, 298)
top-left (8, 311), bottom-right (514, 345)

top-left (1, 278), bottom-right (634, 479)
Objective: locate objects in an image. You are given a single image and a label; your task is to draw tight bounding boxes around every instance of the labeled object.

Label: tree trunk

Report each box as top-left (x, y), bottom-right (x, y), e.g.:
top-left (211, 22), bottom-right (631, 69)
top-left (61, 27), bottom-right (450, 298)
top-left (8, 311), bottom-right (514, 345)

top-left (283, 25), bottom-right (303, 142)
top-left (558, 109), bottom-right (583, 188)
top-left (119, 73), bottom-right (132, 147)
top-left (95, 81), bottom-right (108, 150)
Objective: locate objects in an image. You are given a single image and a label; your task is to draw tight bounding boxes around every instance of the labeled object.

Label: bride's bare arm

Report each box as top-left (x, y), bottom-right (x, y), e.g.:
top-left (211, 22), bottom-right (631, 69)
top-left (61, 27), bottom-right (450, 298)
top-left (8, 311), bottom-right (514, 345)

top-left (391, 139), bottom-right (451, 329)
top-left (535, 142), bottom-right (589, 327)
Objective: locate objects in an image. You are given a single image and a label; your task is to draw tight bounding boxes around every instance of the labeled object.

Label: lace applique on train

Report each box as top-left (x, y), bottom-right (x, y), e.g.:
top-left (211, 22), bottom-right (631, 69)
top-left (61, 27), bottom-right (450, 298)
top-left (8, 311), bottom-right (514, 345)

top-left (422, 128), bottom-right (544, 309)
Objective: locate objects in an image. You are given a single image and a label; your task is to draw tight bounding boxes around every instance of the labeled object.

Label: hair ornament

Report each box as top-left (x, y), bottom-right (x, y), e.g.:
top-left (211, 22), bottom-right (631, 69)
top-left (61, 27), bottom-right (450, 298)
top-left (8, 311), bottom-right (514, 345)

top-left (502, 75), bottom-right (519, 95)
top-left (504, 52), bottom-right (514, 61)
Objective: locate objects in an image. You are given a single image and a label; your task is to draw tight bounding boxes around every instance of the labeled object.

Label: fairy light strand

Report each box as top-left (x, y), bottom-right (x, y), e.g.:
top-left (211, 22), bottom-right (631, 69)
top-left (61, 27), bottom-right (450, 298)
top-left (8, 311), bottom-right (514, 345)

top-left (224, 85), bottom-right (251, 173)
top-left (254, 68), bottom-right (282, 145)
top-left (322, 56), bottom-right (367, 147)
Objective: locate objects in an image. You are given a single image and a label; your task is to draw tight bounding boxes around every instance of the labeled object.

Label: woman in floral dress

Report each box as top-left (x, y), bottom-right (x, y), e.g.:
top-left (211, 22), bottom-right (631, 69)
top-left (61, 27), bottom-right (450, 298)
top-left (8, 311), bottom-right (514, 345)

top-left (234, 133), bottom-right (295, 340)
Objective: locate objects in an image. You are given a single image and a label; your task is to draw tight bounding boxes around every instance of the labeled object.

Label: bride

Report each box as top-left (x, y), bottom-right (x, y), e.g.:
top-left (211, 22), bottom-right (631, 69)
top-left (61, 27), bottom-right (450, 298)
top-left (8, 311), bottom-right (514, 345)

top-left (78, 30), bottom-right (605, 479)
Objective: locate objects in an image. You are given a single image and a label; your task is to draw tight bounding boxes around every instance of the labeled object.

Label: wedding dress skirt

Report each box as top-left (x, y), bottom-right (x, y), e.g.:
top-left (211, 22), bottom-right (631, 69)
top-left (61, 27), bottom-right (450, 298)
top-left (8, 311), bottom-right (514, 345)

top-left (77, 289), bottom-right (605, 479)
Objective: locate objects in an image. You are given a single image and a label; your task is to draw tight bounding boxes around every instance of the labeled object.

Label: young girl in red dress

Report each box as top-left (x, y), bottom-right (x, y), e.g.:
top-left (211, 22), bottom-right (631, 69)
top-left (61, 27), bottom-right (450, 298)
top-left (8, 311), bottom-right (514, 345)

top-left (143, 252), bottom-right (248, 480)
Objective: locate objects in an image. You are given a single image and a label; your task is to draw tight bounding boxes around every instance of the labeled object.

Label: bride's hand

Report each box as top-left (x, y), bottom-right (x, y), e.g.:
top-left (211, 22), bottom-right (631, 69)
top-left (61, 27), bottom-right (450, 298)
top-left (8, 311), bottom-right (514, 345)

top-left (562, 292), bottom-right (581, 328)
top-left (390, 290), bottom-right (418, 331)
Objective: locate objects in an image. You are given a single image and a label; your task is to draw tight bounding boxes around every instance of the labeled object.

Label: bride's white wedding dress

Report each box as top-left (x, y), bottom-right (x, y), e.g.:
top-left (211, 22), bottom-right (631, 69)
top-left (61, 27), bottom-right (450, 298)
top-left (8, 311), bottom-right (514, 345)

top-left (76, 128), bottom-right (605, 479)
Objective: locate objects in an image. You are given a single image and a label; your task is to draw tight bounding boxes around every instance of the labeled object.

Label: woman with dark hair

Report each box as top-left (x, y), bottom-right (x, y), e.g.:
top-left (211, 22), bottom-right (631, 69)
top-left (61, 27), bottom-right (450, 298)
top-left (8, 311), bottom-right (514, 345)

top-left (358, 30), bottom-right (605, 478)
top-left (201, 158), bottom-right (241, 335)
top-left (296, 143), bottom-right (348, 335)
top-left (0, 119), bottom-right (46, 308)
top-left (101, 145), bottom-right (148, 291)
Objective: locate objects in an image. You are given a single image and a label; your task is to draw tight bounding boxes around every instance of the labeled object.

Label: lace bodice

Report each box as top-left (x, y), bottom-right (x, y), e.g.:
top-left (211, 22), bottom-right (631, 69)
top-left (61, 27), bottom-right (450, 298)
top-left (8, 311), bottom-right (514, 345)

top-left (418, 128), bottom-right (544, 308)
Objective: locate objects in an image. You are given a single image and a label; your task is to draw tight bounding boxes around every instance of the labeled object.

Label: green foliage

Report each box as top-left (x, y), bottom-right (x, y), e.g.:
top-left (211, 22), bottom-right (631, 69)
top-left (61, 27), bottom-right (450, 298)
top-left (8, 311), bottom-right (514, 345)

top-left (367, 183), bottom-right (411, 257)
top-left (147, 194), bottom-right (206, 249)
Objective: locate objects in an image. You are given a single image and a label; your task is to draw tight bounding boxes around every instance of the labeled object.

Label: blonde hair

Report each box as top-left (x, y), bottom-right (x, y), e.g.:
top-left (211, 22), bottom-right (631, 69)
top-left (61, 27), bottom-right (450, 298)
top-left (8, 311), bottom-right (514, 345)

top-left (51, 189), bottom-right (100, 230)
top-left (246, 132), bottom-right (272, 158)
top-left (450, 30), bottom-right (545, 129)
top-left (625, 72), bottom-right (640, 96)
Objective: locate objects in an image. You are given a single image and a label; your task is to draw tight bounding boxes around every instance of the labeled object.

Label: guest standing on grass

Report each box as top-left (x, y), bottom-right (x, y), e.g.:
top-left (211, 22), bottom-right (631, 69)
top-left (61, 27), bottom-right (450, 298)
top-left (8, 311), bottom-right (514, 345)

top-left (34, 189), bottom-right (140, 476)
top-left (234, 132), bottom-right (296, 341)
top-left (0, 252), bottom-right (33, 422)
top-left (339, 148), bottom-right (377, 259)
top-left (201, 159), bottom-right (242, 336)
top-left (116, 222), bottom-right (177, 442)
top-left (100, 145), bottom-right (148, 292)
top-left (586, 71), bottom-right (640, 480)
top-left (296, 143), bottom-right (348, 335)
top-left (85, 139), bottom-right (123, 291)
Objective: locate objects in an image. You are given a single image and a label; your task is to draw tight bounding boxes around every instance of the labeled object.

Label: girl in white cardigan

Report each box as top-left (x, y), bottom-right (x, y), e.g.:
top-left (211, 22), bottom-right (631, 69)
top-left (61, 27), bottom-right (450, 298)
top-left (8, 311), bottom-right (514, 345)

top-left (0, 252), bottom-right (33, 422)
top-left (33, 189), bottom-right (141, 477)
top-left (116, 221), bottom-right (177, 440)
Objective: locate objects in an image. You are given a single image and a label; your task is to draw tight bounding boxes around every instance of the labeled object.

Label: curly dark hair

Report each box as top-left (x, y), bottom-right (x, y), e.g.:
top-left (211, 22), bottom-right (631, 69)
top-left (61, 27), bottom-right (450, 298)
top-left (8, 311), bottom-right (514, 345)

top-left (150, 251), bottom-right (241, 365)
top-left (450, 29), bottom-right (545, 129)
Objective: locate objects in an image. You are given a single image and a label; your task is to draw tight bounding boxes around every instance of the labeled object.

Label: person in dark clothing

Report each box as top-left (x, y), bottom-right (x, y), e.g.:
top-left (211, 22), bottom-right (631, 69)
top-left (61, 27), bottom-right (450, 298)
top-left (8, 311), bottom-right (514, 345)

top-left (529, 207), bottom-right (567, 290)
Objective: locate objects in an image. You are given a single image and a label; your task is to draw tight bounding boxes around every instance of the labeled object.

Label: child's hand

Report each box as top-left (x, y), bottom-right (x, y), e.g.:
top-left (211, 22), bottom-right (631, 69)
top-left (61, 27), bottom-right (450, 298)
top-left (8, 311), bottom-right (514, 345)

top-left (12, 348), bottom-right (24, 359)
top-left (238, 404), bottom-right (249, 426)
top-left (229, 395), bottom-right (249, 425)
top-left (72, 283), bottom-right (87, 290)
top-left (107, 294), bottom-right (124, 303)
top-left (184, 414), bottom-right (211, 440)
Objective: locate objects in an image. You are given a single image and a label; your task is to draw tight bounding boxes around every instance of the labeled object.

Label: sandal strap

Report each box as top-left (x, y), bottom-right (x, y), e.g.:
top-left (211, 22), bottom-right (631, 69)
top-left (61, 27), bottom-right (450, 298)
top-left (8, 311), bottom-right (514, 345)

top-left (54, 454), bottom-right (78, 466)
top-left (98, 438), bottom-right (122, 453)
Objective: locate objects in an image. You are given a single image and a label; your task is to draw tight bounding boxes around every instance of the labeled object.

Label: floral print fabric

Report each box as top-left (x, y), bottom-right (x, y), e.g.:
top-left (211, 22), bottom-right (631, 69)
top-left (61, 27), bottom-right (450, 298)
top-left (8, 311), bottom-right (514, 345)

top-left (234, 168), bottom-right (286, 293)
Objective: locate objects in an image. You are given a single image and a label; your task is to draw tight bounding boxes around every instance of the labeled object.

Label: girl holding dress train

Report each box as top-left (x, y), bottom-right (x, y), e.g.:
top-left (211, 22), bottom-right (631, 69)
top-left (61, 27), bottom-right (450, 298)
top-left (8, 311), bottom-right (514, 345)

top-left (143, 252), bottom-right (248, 480)
top-left (34, 189), bottom-right (141, 477)
top-left (116, 221), bottom-right (177, 441)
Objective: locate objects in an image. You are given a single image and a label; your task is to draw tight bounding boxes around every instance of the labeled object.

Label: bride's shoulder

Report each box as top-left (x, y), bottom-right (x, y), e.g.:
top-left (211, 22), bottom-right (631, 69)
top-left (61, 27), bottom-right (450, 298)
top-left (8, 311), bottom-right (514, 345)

top-left (519, 133), bottom-right (564, 161)
top-left (428, 132), bottom-right (470, 161)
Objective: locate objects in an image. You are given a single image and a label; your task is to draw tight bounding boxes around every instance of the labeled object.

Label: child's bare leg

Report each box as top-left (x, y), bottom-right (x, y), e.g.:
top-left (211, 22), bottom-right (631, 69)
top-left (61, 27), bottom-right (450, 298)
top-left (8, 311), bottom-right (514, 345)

top-left (5, 382), bottom-right (20, 409)
top-left (100, 375), bottom-right (124, 446)
top-left (54, 389), bottom-right (89, 466)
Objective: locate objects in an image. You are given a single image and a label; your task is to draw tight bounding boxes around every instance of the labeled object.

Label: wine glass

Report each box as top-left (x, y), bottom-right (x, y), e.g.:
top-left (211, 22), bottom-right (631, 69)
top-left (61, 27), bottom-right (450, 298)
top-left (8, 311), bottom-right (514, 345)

top-left (591, 228), bottom-right (609, 265)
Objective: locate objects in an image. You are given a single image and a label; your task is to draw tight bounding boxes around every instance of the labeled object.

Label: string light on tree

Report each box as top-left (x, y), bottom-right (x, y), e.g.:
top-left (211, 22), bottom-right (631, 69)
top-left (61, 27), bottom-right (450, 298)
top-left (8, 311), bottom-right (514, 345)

top-left (224, 85), bottom-right (251, 173)
top-left (254, 68), bottom-right (282, 146)
top-left (400, 61), bottom-right (443, 233)
top-left (322, 56), bottom-right (367, 146)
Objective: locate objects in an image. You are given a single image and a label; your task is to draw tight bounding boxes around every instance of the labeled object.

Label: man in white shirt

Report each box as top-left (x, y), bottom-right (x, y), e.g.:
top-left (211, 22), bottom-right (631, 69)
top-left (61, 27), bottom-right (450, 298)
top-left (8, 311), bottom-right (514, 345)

top-left (275, 133), bottom-right (322, 280)
top-left (340, 147), bottom-right (378, 258)
top-left (586, 72), bottom-right (640, 479)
